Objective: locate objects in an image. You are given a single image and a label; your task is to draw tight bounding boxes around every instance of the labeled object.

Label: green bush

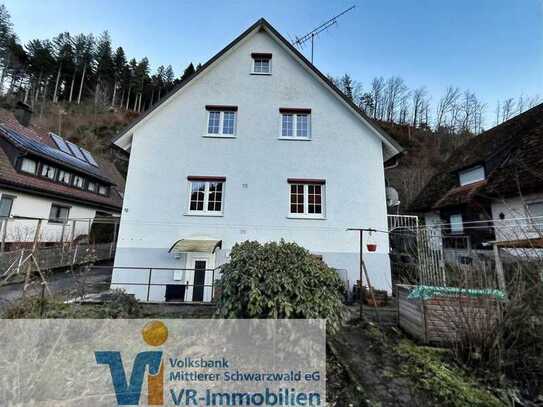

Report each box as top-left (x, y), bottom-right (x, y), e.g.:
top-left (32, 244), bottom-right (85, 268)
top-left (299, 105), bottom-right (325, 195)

top-left (216, 240), bottom-right (345, 333)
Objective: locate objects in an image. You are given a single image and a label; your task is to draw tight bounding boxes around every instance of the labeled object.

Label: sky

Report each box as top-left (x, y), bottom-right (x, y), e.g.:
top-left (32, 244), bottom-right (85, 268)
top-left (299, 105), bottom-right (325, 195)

top-left (4, 0), bottom-right (543, 128)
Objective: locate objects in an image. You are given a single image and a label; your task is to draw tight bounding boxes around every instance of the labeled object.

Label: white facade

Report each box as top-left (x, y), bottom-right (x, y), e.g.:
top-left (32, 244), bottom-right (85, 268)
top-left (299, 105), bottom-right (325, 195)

top-left (0, 188), bottom-right (101, 244)
top-left (491, 193), bottom-right (543, 245)
top-left (112, 22), bottom-right (400, 302)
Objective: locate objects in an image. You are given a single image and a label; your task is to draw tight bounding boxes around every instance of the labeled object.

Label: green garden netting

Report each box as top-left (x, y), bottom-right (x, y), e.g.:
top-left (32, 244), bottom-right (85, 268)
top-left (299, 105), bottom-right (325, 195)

top-left (407, 285), bottom-right (506, 301)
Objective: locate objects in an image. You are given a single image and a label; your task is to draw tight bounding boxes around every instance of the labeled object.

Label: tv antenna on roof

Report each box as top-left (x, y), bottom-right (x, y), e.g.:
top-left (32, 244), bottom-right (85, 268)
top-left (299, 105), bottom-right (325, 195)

top-left (293, 5), bottom-right (355, 64)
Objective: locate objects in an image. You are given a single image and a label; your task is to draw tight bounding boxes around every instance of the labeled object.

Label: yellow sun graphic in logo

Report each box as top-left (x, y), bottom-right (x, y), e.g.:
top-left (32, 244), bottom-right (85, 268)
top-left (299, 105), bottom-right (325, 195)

top-left (142, 320), bottom-right (168, 346)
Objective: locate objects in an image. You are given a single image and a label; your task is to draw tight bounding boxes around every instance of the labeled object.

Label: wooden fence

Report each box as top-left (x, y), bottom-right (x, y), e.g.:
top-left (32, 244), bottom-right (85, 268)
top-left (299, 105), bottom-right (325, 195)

top-left (397, 284), bottom-right (501, 344)
top-left (0, 242), bottom-right (116, 278)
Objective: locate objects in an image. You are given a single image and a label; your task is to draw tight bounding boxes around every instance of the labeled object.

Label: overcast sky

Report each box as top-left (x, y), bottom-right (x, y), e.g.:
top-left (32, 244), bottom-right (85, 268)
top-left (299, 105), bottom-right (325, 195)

top-left (4, 0), bottom-right (543, 129)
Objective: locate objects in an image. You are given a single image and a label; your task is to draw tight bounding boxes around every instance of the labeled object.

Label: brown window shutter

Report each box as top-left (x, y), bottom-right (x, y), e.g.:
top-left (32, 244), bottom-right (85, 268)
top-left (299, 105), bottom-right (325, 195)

top-left (187, 176), bottom-right (226, 182)
top-left (205, 105), bottom-right (238, 112)
top-left (251, 53), bottom-right (272, 59)
top-left (279, 108), bottom-right (311, 114)
top-left (287, 178), bottom-right (325, 185)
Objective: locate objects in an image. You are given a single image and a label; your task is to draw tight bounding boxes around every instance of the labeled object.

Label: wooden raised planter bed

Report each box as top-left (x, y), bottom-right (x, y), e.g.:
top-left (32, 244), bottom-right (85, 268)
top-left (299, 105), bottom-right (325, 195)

top-left (397, 284), bottom-right (502, 344)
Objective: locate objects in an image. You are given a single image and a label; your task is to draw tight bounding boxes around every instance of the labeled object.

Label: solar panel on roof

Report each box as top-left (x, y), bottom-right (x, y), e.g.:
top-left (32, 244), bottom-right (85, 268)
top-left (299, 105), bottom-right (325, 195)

top-left (66, 140), bottom-right (86, 161)
top-left (0, 125), bottom-right (111, 182)
top-left (80, 147), bottom-right (99, 167)
top-left (50, 132), bottom-right (72, 155)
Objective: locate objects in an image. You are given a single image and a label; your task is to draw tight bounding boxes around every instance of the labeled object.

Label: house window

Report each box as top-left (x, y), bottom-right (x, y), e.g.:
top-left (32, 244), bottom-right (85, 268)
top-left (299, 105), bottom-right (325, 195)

top-left (58, 170), bottom-right (71, 185)
top-left (0, 195), bottom-right (14, 218)
top-left (280, 109), bottom-right (311, 139)
top-left (40, 164), bottom-right (56, 180)
top-left (88, 182), bottom-right (96, 192)
top-left (20, 158), bottom-right (37, 174)
top-left (73, 175), bottom-right (84, 189)
top-left (187, 177), bottom-right (225, 215)
top-left (98, 185), bottom-right (108, 196)
top-left (251, 53), bottom-right (272, 74)
top-left (527, 202), bottom-right (543, 231)
top-left (450, 213), bottom-right (464, 234)
top-left (49, 204), bottom-right (70, 223)
top-left (288, 179), bottom-right (325, 218)
top-left (459, 165), bottom-right (485, 186)
top-left (205, 106), bottom-right (237, 136)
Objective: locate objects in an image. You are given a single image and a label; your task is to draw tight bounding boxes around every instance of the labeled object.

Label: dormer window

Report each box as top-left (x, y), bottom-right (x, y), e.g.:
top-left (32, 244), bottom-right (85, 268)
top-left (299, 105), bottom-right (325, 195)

top-left (458, 165), bottom-right (485, 186)
top-left (20, 158), bottom-right (37, 174)
top-left (205, 106), bottom-right (237, 137)
top-left (41, 164), bottom-right (56, 180)
top-left (251, 53), bottom-right (272, 74)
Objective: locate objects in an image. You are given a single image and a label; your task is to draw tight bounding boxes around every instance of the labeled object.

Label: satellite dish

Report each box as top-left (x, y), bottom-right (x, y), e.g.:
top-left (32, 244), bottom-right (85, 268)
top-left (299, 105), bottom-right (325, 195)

top-left (386, 187), bottom-right (400, 207)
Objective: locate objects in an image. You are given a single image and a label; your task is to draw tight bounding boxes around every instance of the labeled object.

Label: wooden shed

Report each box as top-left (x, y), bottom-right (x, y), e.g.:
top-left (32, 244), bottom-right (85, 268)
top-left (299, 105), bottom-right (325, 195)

top-left (397, 284), bottom-right (503, 344)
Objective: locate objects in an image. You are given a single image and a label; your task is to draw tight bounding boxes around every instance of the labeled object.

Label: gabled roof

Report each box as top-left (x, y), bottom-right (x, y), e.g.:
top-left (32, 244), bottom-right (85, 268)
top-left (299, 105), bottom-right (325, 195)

top-left (410, 103), bottom-right (543, 212)
top-left (0, 109), bottom-right (124, 211)
top-left (112, 18), bottom-right (402, 159)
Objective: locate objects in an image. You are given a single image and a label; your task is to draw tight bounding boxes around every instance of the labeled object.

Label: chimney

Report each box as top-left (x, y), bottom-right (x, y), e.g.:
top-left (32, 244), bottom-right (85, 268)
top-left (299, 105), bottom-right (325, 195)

top-left (14, 101), bottom-right (32, 127)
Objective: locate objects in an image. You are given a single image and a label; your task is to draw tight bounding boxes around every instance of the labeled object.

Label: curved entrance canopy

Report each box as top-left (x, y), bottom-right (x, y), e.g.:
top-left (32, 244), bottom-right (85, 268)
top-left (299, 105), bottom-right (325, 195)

top-left (168, 239), bottom-right (222, 254)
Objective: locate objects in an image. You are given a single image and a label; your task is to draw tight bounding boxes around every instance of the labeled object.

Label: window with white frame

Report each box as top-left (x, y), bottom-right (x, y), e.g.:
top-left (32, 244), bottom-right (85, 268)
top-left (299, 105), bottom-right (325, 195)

top-left (450, 213), bottom-right (464, 234)
top-left (527, 202), bottom-right (543, 231)
top-left (187, 177), bottom-right (225, 215)
top-left (288, 179), bottom-right (324, 218)
top-left (87, 181), bottom-right (96, 192)
top-left (40, 163), bottom-right (56, 180)
top-left (49, 204), bottom-right (70, 223)
top-left (251, 53), bottom-right (272, 74)
top-left (280, 109), bottom-right (311, 139)
top-left (73, 175), bottom-right (84, 189)
top-left (205, 106), bottom-right (237, 136)
top-left (58, 169), bottom-right (71, 185)
top-left (0, 195), bottom-right (14, 218)
top-left (98, 185), bottom-right (108, 196)
top-left (458, 165), bottom-right (485, 186)
top-left (20, 158), bottom-right (37, 174)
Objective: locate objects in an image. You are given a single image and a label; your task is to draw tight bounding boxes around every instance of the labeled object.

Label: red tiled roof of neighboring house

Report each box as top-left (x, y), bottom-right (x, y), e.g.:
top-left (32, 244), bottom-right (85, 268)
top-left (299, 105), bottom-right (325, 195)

top-left (410, 103), bottom-right (543, 212)
top-left (0, 109), bottom-right (124, 212)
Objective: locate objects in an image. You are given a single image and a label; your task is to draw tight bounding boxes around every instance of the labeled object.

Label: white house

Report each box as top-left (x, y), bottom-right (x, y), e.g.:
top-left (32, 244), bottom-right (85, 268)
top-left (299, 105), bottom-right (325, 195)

top-left (111, 18), bottom-right (402, 302)
top-left (0, 104), bottom-right (124, 250)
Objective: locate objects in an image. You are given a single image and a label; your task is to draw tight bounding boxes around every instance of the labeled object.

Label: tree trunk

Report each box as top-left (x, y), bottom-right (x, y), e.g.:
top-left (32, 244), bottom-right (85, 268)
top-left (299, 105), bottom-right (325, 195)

top-left (40, 78), bottom-right (50, 119)
top-left (111, 81), bottom-right (117, 106)
top-left (94, 81), bottom-right (100, 105)
top-left (120, 87), bottom-right (125, 109)
top-left (125, 86), bottom-right (131, 110)
top-left (24, 81), bottom-right (31, 104)
top-left (77, 63), bottom-right (87, 105)
top-left (137, 92), bottom-right (142, 112)
top-left (69, 69), bottom-right (77, 103)
top-left (53, 63), bottom-right (62, 103)
top-left (132, 92), bottom-right (138, 112)
top-left (0, 67), bottom-right (6, 95)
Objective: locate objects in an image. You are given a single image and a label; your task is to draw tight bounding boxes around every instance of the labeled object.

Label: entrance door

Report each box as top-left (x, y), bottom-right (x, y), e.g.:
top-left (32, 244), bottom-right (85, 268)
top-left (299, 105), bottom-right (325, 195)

top-left (192, 260), bottom-right (206, 302)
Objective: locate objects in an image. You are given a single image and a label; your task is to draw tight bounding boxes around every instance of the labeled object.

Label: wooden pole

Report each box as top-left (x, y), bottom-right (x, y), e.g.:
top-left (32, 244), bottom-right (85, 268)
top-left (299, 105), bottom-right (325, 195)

top-left (23, 219), bottom-right (42, 297)
top-left (493, 244), bottom-right (508, 300)
top-left (0, 218), bottom-right (7, 252)
top-left (359, 230), bottom-right (364, 320)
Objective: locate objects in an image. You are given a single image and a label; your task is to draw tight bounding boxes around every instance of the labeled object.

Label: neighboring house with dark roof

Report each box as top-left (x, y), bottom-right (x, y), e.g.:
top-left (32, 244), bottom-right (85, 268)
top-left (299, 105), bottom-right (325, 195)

top-left (0, 103), bottom-right (124, 248)
top-left (111, 18), bottom-right (402, 303)
top-left (410, 103), bottom-right (543, 251)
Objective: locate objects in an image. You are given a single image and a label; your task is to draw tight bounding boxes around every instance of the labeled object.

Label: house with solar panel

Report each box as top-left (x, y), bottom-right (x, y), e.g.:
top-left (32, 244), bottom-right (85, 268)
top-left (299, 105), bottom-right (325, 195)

top-left (0, 103), bottom-right (124, 249)
top-left (111, 18), bottom-right (402, 303)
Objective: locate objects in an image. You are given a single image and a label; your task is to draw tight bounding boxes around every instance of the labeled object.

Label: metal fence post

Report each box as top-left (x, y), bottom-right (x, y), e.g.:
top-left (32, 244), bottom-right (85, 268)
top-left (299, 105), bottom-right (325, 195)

top-left (146, 268), bottom-right (152, 302)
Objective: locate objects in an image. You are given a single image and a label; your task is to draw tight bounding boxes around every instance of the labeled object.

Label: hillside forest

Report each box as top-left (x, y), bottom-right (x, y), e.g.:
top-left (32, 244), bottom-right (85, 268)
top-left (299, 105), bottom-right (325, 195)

top-left (0, 4), bottom-right (539, 207)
